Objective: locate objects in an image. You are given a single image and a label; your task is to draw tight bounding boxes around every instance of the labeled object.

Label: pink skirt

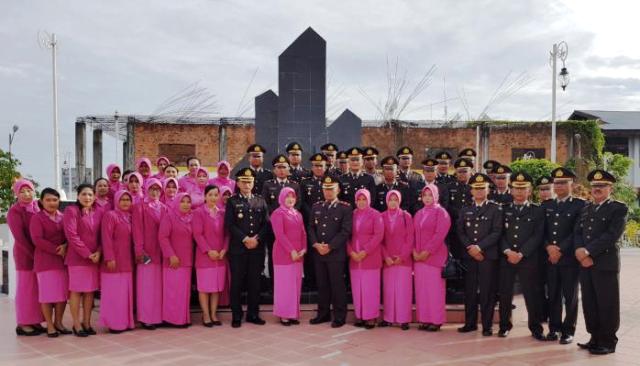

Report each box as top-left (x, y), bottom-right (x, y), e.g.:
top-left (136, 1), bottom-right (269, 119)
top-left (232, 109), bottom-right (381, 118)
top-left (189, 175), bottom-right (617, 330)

top-left (68, 265), bottom-right (100, 292)
top-left (162, 267), bottom-right (192, 325)
top-left (273, 263), bottom-right (302, 319)
top-left (382, 265), bottom-right (413, 324)
top-left (350, 268), bottom-right (381, 321)
top-left (196, 266), bottom-right (226, 293)
top-left (15, 270), bottom-right (44, 325)
top-left (37, 270), bottom-right (69, 303)
top-left (100, 272), bottom-right (134, 331)
top-left (136, 263), bottom-right (163, 325)
top-left (414, 263), bottom-right (446, 325)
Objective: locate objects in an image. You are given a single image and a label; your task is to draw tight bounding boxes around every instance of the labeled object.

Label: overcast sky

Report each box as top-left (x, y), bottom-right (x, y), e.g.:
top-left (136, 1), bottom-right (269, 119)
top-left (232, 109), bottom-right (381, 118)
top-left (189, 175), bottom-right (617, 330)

top-left (1, 0), bottom-right (639, 189)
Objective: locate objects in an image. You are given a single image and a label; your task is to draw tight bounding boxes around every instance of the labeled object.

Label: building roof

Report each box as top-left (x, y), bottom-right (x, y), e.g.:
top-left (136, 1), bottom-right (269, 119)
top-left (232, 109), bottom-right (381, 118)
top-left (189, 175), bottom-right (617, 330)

top-left (569, 110), bottom-right (640, 130)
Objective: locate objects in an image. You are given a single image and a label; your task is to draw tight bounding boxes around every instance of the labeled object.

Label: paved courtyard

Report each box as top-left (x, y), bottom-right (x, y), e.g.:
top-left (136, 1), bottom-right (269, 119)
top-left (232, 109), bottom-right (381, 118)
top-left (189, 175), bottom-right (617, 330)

top-left (1, 249), bottom-right (639, 365)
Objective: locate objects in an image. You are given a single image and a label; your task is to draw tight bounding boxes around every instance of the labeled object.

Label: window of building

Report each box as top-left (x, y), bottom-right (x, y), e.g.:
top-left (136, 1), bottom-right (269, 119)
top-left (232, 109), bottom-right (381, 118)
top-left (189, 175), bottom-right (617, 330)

top-left (158, 144), bottom-right (196, 165)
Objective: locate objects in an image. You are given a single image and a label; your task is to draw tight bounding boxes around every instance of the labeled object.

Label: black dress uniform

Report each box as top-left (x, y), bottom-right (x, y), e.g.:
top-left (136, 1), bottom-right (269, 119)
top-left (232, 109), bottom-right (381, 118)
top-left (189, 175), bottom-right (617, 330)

top-left (576, 170), bottom-right (628, 354)
top-left (396, 146), bottom-right (425, 189)
top-left (373, 156), bottom-right (413, 212)
top-left (488, 165), bottom-right (514, 206)
top-left (246, 144), bottom-right (274, 195)
top-left (363, 147), bottom-right (384, 186)
top-left (299, 153), bottom-right (329, 290)
top-left (225, 168), bottom-right (270, 326)
top-left (497, 172), bottom-right (545, 339)
top-left (446, 158), bottom-right (473, 259)
top-left (308, 176), bottom-right (353, 326)
top-left (338, 148), bottom-right (376, 208)
top-left (456, 173), bottom-right (503, 334)
top-left (435, 150), bottom-right (456, 185)
top-left (286, 142), bottom-right (311, 183)
top-left (542, 168), bottom-right (585, 343)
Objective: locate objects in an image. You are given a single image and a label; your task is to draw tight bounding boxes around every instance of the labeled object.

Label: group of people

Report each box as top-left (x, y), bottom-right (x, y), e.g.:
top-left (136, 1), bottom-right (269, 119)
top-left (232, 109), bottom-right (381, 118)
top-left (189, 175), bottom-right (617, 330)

top-left (7, 141), bottom-right (626, 356)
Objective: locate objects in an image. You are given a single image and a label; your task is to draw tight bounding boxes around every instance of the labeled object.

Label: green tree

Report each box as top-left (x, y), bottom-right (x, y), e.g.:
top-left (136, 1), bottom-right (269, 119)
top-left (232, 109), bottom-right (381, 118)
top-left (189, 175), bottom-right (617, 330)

top-left (0, 149), bottom-right (22, 221)
top-left (508, 158), bottom-right (560, 183)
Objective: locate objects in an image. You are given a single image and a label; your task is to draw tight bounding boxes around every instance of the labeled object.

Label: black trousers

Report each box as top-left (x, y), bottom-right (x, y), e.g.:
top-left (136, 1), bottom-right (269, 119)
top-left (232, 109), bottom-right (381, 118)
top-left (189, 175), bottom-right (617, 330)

top-left (229, 252), bottom-right (264, 321)
top-left (537, 253), bottom-right (550, 323)
top-left (580, 268), bottom-right (620, 349)
top-left (303, 237), bottom-right (317, 290)
top-left (314, 257), bottom-right (347, 322)
top-left (547, 264), bottom-right (580, 335)
top-left (498, 263), bottom-right (543, 335)
top-left (463, 258), bottom-right (498, 330)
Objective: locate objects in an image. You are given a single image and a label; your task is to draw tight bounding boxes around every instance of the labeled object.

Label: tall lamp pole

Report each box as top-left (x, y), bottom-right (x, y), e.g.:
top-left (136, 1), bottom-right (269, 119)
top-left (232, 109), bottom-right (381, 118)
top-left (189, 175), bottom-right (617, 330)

top-left (550, 41), bottom-right (570, 163)
top-left (8, 124), bottom-right (19, 157)
top-left (39, 31), bottom-right (61, 191)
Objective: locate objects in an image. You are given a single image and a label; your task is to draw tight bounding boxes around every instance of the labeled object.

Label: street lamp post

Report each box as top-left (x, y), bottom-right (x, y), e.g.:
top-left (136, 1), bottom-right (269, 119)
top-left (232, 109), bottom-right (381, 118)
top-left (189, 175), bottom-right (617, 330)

top-left (39, 31), bottom-right (61, 191)
top-left (550, 41), bottom-right (570, 164)
top-left (8, 124), bottom-right (19, 157)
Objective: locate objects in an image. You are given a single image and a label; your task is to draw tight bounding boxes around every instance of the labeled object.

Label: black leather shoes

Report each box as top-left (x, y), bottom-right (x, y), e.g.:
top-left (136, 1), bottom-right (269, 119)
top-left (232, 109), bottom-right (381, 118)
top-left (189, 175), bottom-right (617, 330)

top-left (498, 329), bottom-right (509, 338)
top-left (15, 326), bottom-right (40, 337)
top-left (400, 323), bottom-right (410, 331)
top-left (458, 325), bottom-right (478, 333)
top-left (482, 329), bottom-right (493, 337)
top-left (532, 332), bottom-right (546, 341)
top-left (589, 346), bottom-right (615, 355)
top-left (546, 332), bottom-right (559, 341)
top-left (246, 317), bottom-right (266, 325)
top-left (231, 320), bottom-right (242, 328)
top-left (559, 334), bottom-right (573, 344)
top-left (354, 320), bottom-right (365, 328)
top-left (578, 338), bottom-right (596, 350)
top-left (309, 316), bottom-right (331, 325)
top-left (331, 320), bottom-right (345, 328)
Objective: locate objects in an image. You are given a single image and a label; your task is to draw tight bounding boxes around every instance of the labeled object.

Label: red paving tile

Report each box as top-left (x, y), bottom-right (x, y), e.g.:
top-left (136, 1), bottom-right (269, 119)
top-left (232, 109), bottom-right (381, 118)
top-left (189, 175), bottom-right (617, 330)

top-left (2, 248), bottom-right (640, 365)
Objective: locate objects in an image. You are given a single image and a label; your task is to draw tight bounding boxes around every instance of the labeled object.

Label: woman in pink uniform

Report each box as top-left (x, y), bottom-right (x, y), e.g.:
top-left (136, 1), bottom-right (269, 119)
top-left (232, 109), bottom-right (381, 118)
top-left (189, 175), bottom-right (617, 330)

top-left (163, 165), bottom-right (179, 181)
top-left (162, 177), bottom-right (179, 206)
top-left (136, 157), bottom-right (152, 181)
top-left (192, 185), bottom-right (228, 327)
top-left (158, 192), bottom-right (194, 327)
top-left (152, 156), bottom-right (170, 180)
top-left (379, 190), bottom-right (414, 330)
top-left (127, 172), bottom-right (144, 205)
top-left (63, 183), bottom-right (104, 337)
top-left (94, 178), bottom-right (113, 212)
top-left (348, 189), bottom-right (384, 329)
top-left (189, 167), bottom-right (209, 208)
top-left (106, 163), bottom-right (124, 198)
top-left (271, 187), bottom-right (306, 325)
top-left (413, 184), bottom-right (450, 331)
top-left (178, 157), bottom-right (201, 193)
top-left (100, 190), bottom-right (135, 333)
top-left (8, 178), bottom-right (45, 336)
top-left (30, 188), bottom-right (70, 337)
top-left (133, 178), bottom-right (167, 330)
top-left (209, 160), bottom-right (236, 193)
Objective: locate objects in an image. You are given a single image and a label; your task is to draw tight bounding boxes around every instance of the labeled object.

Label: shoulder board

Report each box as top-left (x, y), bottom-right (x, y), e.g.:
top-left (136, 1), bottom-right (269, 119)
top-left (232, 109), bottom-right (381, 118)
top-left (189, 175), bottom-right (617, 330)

top-left (339, 201), bottom-right (351, 207)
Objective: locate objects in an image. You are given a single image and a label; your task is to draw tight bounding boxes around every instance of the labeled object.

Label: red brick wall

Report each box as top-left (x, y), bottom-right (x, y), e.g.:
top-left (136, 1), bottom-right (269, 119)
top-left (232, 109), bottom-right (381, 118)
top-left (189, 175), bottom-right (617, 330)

top-left (133, 122), bottom-right (574, 169)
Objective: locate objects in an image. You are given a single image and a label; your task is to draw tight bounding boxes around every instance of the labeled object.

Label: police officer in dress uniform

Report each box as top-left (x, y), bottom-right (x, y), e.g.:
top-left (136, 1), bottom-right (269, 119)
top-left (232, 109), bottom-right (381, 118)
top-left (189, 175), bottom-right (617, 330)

top-left (497, 172), bottom-right (546, 340)
top-left (435, 151), bottom-right (456, 185)
top-left (537, 176), bottom-right (554, 202)
top-left (308, 175), bottom-right (353, 328)
top-left (456, 173), bottom-right (503, 336)
top-left (488, 165), bottom-right (514, 206)
top-left (447, 158), bottom-right (473, 259)
top-left (575, 170), bottom-right (628, 355)
top-left (458, 148), bottom-right (477, 170)
top-left (396, 146), bottom-right (425, 189)
top-left (262, 154), bottom-right (302, 289)
top-left (336, 151), bottom-right (349, 175)
top-left (246, 144), bottom-right (274, 195)
top-left (320, 143), bottom-right (340, 176)
top-left (413, 158), bottom-right (450, 213)
top-left (225, 168), bottom-right (270, 328)
top-left (542, 167), bottom-right (584, 345)
top-left (300, 153), bottom-right (330, 290)
top-left (373, 156), bottom-right (413, 212)
top-left (483, 160), bottom-right (500, 193)
top-left (363, 146), bottom-right (384, 185)
top-left (338, 147), bottom-right (376, 208)
top-left (286, 142), bottom-right (311, 183)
